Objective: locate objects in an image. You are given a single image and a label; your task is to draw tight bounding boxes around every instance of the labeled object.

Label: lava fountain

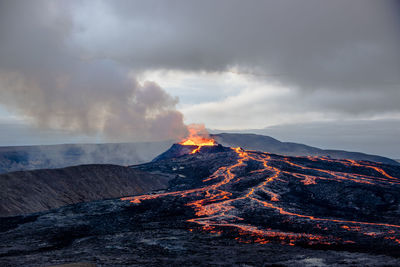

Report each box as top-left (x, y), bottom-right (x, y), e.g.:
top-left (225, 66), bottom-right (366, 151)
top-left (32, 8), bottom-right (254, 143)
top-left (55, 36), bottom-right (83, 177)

top-left (180, 124), bottom-right (216, 154)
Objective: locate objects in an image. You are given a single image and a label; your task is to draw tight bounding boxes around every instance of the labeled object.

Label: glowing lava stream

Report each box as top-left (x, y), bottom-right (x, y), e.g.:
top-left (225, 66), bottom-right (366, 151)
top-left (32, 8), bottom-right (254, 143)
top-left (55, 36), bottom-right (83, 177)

top-left (122, 146), bottom-right (400, 246)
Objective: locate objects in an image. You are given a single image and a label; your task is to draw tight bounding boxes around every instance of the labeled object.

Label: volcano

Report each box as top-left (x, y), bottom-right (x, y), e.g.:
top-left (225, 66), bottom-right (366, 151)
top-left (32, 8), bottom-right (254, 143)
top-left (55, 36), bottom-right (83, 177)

top-left (128, 143), bottom-right (400, 250)
top-left (1, 142), bottom-right (400, 266)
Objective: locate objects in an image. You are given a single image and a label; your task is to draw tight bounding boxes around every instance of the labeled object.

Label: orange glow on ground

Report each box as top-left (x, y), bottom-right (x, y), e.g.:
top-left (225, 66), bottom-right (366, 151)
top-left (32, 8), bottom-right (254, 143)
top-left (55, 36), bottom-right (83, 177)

top-left (122, 146), bottom-right (400, 247)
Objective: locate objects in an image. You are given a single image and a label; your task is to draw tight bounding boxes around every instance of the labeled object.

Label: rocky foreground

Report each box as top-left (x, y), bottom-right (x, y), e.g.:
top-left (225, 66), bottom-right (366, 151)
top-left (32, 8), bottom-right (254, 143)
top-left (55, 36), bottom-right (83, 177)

top-left (1, 144), bottom-right (400, 266)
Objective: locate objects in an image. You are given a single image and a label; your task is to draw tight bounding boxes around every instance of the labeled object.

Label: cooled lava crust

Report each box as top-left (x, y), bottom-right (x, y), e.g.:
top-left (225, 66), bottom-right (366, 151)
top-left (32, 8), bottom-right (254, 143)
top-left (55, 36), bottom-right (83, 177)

top-left (128, 144), bottom-right (400, 254)
top-left (1, 143), bottom-right (400, 266)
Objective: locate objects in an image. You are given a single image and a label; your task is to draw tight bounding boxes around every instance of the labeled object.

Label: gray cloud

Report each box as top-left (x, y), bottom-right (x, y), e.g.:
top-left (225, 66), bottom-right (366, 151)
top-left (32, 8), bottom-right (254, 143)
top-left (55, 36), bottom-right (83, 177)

top-left (0, 0), bottom-right (399, 142)
top-left (0, 0), bottom-right (187, 141)
top-left (96, 0), bottom-right (400, 92)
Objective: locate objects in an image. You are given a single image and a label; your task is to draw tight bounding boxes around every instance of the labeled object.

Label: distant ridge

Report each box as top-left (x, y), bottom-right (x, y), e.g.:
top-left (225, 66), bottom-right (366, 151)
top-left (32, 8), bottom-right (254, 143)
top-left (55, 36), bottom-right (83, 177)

top-left (0, 133), bottom-right (397, 175)
top-left (0, 141), bottom-right (174, 174)
top-left (212, 133), bottom-right (399, 166)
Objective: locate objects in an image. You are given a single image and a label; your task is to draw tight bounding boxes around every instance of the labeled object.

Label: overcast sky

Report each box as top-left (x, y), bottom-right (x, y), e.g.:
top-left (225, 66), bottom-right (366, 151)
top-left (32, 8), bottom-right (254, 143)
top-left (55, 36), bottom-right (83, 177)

top-left (0, 0), bottom-right (399, 157)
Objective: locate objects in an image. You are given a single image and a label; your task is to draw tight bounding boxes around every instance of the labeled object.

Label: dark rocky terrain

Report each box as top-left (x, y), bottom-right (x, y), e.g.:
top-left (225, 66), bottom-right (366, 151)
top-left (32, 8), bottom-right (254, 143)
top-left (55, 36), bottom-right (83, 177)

top-left (0, 133), bottom-right (396, 174)
top-left (1, 143), bottom-right (400, 266)
top-left (0, 164), bottom-right (170, 217)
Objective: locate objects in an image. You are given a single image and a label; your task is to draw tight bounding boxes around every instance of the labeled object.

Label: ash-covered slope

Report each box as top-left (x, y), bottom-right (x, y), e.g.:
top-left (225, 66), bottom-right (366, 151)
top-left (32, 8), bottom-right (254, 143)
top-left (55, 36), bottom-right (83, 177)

top-left (0, 164), bottom-right (170, 217)
top-left (1, 144), bottom-right (400, 266)
top-left (212, 133), bottom-right (398, 165)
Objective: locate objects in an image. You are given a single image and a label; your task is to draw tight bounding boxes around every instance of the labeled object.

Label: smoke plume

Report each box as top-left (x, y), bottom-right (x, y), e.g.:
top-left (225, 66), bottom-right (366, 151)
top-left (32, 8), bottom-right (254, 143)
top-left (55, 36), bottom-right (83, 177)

top-left (0, 0), bottom-right (187, 142)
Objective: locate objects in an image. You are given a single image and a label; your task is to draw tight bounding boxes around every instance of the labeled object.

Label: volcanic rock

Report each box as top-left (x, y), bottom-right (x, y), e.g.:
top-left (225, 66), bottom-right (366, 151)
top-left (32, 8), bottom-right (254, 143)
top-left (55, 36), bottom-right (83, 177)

top-left (1, 144), bottom-right (400, 266)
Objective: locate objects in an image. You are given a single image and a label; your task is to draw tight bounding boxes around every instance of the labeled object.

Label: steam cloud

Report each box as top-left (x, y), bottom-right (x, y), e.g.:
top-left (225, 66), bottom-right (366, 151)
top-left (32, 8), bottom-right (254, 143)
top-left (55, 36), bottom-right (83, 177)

top-left (0, 0), bottom-right (187, 142)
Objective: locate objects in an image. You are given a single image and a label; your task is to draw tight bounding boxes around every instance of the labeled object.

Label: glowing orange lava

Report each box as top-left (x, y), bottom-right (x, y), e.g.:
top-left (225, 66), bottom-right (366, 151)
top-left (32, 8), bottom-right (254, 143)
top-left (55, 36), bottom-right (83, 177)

top-left (122, 145), bottom-right (400, 248)
top-left (179, 124), bottom-right (216, 153)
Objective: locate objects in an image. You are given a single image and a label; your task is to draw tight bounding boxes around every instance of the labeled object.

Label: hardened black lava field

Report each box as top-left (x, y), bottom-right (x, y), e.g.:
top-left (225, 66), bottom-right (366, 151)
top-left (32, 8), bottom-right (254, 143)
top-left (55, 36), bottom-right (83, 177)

top-left (1, 144), bottom-right (400, 266)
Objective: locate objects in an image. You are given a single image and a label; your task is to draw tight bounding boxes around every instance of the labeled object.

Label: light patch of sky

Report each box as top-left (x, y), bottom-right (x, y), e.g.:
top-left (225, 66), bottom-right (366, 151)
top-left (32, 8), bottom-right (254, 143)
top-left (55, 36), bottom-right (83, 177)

top-left (178, 78), bottom-right (312, 129)
top-left (0, 105), bottom-right (25, 123)
top-left (136, 70), bottom-right (251, 107)
top-left (136, 69), bottom-right (333, 129)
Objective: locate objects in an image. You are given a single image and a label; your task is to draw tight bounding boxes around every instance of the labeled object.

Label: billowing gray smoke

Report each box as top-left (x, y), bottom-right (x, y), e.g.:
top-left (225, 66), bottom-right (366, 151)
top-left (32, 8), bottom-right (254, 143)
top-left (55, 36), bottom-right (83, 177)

top-left (0, 69), bottom-right (187, 141)
top-left (0, 0), bottom-right (187, 142)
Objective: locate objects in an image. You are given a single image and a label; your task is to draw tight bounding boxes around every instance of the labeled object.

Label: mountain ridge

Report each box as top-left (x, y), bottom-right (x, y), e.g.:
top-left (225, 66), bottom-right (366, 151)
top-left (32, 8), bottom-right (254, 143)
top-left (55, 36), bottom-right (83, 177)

top-left (212, 133), bottom-right (398, 165)
top-left (0, 133), bottom-right (396, 175)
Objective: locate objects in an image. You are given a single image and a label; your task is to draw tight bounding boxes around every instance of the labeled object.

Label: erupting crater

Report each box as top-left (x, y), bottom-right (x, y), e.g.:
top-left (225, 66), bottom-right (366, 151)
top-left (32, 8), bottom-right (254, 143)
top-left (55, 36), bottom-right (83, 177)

top-left (179, 127), bottom-right (216, 154)
top-left (179, 137), bottom-right (216, 154)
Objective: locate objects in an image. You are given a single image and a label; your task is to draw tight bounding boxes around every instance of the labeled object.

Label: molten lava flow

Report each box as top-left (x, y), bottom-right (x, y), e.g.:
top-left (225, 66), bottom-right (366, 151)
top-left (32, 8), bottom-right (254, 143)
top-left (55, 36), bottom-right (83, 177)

top-left (179, 124), bottom-right (216, 154)
top-left (122, 145), bottom-right (400, 248)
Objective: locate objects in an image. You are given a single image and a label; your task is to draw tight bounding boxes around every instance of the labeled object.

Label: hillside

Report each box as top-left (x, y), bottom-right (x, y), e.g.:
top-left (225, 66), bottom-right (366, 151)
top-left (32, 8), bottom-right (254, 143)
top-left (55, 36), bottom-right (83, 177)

top-left (0, 164), bottom-right (171, 217)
